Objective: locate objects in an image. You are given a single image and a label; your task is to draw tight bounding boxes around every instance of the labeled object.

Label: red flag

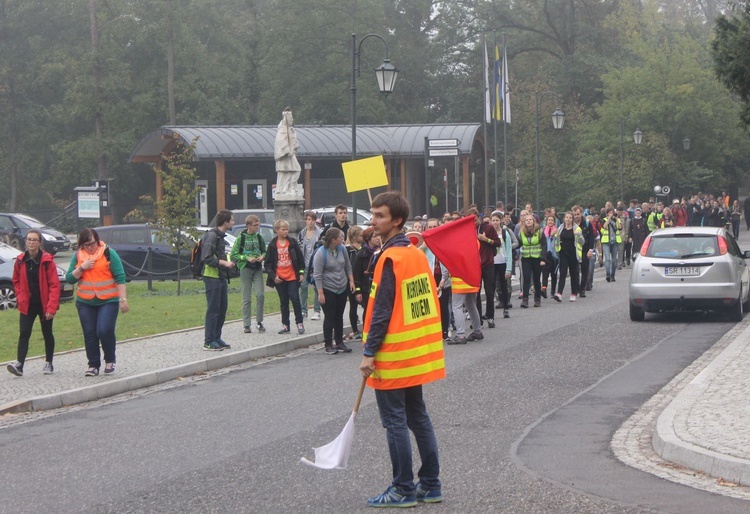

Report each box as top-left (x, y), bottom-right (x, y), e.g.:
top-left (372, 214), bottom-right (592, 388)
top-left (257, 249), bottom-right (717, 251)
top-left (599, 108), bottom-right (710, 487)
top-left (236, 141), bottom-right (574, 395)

top-left (422, 216), bottom-right (481, 287)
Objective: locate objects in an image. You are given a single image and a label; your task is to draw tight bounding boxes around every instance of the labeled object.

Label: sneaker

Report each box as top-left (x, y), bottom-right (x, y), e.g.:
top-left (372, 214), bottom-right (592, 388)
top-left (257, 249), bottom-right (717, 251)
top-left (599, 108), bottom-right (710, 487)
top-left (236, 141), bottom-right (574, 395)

top-left (352, 332), bottom-right (363, 340)
top-left (104, 362), bottom-right (116, 375)
top-left (7, 361), bottom-right (23, 377)
top-left (416, 484), bottom-right (443, 503)
top-left (570, 294), bottom-right (577, 302)
top-left (84, 367), bottom-right (99, 377)
top-left (203, 341), bottom-right (224, 351)
top-left (367, 486), bottom-right (417, 508)
top-left (553, 293), bottom-right (562, 303)
top-left (325, 345), bottom-right (339, 355)
top-left (256, 322), bottom-right (266, 333)
top-left (540, 286), bottom-right (547, 298)
top-left (43, 362), bottom-right (54, 375)
top-left (533, 299), bottom-right (541, 307)
top-left (579, 291), bottom-right (587, 298)
top-left (244, 325), bottom-right (252, 333)
top-left (310, 312), bottom-right (321, 320)
top-left (487, 319), bottom-right (495, 328)
top-left (467, 331), bottom-right (484, 341)
top-left (503, 309), bottom-right (510, 319)
top-left (335, 342), bottom-right (353, 353)
top-left (278, 326), bottom-right (290, 334)
top-left (521, 299), bottom-right (529, 308)
top-left (606, 276), bottom-right (611, 282)
top-left (302, 310), bottom-right (308, 318)
top-left (446, 335), bottom-right (467, 345)
top-left (216, 339), bottom-right (231, 349)
top-left (297, 323), bottom-right (305, 334)
top-left (612, 277), bottom-right (616, 282)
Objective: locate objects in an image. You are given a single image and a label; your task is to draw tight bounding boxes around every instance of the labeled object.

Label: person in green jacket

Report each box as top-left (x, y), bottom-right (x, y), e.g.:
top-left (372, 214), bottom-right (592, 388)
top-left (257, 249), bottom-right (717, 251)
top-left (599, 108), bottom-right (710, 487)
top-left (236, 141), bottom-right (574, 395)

top-left (230, 215), bottom-right (267, 333)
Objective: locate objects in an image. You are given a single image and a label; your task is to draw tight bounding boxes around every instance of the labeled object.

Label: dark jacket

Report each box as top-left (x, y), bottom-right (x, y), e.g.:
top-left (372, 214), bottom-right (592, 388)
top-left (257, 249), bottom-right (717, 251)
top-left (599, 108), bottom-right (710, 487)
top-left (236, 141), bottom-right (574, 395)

top-left (352, 245), bottom-right (376, 295)
top-left (13, 250), bottom-right (61, 315)
top-left (321, 220), bottom-right (351, 241)
top-left (200, 227), bottom-right (229, 280)
top-left (264, 236), bottom-right (305, 288)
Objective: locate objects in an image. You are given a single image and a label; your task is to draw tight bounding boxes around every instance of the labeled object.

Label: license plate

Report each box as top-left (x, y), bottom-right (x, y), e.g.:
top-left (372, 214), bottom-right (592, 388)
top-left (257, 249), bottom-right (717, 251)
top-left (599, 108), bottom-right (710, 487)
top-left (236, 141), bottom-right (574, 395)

top-left (665, 266), bottom-right (700, 276)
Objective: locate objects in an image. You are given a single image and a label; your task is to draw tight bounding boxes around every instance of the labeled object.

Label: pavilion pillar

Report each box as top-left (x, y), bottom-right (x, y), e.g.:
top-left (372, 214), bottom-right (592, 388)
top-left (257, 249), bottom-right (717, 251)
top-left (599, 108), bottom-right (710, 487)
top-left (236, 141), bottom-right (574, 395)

top-left (215, 159), bottom-right (226, 211)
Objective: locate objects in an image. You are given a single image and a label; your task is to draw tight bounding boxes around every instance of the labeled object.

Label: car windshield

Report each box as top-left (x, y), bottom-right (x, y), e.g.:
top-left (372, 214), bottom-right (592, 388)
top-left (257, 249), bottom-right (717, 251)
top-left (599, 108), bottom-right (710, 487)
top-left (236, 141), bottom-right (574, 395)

top-left (647, 234), bottom-right (719, 259)
top-left (14, 214), bottom-right (44, 228)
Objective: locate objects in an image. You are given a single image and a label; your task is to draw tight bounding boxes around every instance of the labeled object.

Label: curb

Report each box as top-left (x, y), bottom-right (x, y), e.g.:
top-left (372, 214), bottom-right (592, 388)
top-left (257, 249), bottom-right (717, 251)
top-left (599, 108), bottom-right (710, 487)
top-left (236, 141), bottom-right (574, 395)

top-left (652, 322), bottom-right (750, 486)
top-left (0, 331), bottom-right (325, 415)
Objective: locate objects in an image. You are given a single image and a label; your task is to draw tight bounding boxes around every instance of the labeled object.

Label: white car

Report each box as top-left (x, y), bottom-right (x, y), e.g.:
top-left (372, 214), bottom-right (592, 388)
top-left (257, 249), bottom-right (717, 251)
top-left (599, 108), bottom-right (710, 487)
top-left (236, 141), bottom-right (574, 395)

top-left (0, 242), bottom-right (74, 310)
top-left (629, 227), bottom-right (750, 321)
top-left (313, 206), bottom-right (372, 229)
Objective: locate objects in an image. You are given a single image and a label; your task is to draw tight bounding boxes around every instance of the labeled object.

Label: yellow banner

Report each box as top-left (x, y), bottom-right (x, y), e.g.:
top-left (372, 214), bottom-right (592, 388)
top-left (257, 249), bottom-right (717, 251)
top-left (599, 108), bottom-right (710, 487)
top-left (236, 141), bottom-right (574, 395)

top-left (342, 155), bottom-right (389, 193)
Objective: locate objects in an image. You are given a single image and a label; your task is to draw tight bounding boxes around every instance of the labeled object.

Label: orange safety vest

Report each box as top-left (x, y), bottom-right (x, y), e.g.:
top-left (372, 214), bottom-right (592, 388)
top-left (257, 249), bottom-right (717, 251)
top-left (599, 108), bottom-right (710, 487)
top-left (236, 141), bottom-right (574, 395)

top-left (362, 246), bottom-right (445, 390)
top-left (451, 276), bottom-right (479, 294)
top-left (75, 249), bottom-right (119, 301)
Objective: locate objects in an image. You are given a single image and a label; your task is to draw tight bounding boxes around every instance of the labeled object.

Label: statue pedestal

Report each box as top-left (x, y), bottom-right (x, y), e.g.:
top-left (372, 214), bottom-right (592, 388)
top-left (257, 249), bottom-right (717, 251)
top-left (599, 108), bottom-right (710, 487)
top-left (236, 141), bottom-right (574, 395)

top-left (273, 197), bottom-right (305, 235)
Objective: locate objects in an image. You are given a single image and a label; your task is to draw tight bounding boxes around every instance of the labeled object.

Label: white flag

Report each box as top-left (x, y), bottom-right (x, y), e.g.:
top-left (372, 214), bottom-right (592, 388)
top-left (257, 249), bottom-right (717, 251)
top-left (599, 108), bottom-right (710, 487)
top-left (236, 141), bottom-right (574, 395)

top-left (502, 46), bottom-right (511, 124)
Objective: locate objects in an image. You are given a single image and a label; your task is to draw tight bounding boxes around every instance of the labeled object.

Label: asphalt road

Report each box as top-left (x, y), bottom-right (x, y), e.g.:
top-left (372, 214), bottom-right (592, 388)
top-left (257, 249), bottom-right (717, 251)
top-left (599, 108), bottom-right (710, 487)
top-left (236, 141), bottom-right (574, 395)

top-left (2, 275), bottom-right (748, 513)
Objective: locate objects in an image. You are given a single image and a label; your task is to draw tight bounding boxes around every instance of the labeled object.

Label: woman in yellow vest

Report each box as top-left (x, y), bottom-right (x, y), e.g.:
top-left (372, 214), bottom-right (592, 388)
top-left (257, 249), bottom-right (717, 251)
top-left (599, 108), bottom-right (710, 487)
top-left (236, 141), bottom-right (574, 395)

top-left (66, 228), bottom-right (129, 377)
top-left (360, 192), bottom-right (444, 507)
top-left (552, 212), bottom-right (584, 302)
top-left (600, 208), bottom-right (624, 282)
top-left (517, 215), bottom-right (547, 307)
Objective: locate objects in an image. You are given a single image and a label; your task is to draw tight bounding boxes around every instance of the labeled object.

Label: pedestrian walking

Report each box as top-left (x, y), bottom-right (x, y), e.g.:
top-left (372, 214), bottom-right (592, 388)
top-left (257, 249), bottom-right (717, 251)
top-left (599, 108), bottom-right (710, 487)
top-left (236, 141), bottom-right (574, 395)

top-left (345, 226), bottom-right (364, 340)
top-left (359, 191), bottom-right (444, 507)
top-left (552, 212), bottom-right (583, 302)
top-left (600, 207), bottom-right (623, 282)
top-left (6, 229), bottom-right (61, 377)
top-left (517, 215), bottom-right (547, 308)
top-left (66, 228), bottom-right (129, 376)
top-left (490, 211), bottom-right (516, 318)
top-left (730, 200), bottom-right (742, 239)
top-left (298, 210), bottom-right (323, 320)
top-left (541, 215), bottom-right (559, 299)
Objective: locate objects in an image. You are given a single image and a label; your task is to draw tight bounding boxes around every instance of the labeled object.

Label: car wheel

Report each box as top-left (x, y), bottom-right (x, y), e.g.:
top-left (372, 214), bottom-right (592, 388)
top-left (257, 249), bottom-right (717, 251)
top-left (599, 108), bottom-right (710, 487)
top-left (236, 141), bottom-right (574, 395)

top-left (9, 236), bottom-right (22, 250)
top-left (743, 288), bottom-right (750, 312)
top-left (0, 282), bottom-right (17, 310)
top-left (729, 291), bottom-right (744, 322)
top-left (629, 301), bottom-right (645, 321)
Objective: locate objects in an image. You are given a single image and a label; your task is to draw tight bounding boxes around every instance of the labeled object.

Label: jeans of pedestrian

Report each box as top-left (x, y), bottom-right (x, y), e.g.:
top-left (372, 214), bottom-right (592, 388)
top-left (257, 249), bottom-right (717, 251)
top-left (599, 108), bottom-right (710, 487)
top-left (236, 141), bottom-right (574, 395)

top-left (276, 279), bottom-right (303, 328)
top-left (557, 250), bottom-right (580, 295)
top-left (475, 265), bottom-right (495, 320)
top-left (732, 218), bottom-right (741, 238)
top-left (439, 287), bottom-right (451, 337)
top-left (240, 265), bottom-right (264, 327)
top-left (348, 291), bottom-right (360, 334)
top-left (76, 301), bottom-right (119, 368)
top-left (451, 292), bottom-right (480, 337)
top-left (374, 386), bottom-right (441, 495)
top-left (321, 288), bottom-right (348, 346)
top-left (542, 257), bottom-right (558, 294)
top-left (602, 243), bottom-right (618, 279)
top-left (493, 263), bottom-right (509, 309)
top-left (580, 249), bottom-right (591, 292)
top-left (203, 277), bottom-right (228, 345)
top-left (299, 279), bottom-right (321, 315)
top-left (521, 258), bottom-right (543, 300)
top-left (17, 302), bottom-right (55, 365)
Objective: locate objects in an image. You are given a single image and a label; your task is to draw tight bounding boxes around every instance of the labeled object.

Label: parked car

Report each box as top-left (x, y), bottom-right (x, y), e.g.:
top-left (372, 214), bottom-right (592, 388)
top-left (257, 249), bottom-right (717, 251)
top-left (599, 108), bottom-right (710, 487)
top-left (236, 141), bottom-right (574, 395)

top-left (0, 213), bottom-right (70, 255)
top-left (94, 224), bottom-right (197, 281)
top-left (313, 206), bottom-right (372, 229)
top-left (208, 209), bottom-right (275, 227)
top-left (228, 223), bottom-right (274, 244)
top-left (0, 242), bottom-right (74, 310)
top-left (629, 227), bottom-right (750, 321)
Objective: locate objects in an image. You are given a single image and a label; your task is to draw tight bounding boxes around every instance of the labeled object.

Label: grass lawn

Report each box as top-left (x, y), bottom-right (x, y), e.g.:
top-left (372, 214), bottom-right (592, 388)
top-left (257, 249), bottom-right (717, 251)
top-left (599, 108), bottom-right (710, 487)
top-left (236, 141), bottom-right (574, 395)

top-left (0, 280), bottom-right (285, 362)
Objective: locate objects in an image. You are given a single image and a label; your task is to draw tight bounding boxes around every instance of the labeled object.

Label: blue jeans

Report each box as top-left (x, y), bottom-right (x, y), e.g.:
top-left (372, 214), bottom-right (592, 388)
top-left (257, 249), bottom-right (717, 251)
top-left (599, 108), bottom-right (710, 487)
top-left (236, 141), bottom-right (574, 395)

top-left (276, 279), bottom-right (302, 327)
top-left (375, 386), bottom-right (441, 494)
top-left (602, 243), bottom-right (618, 279)
top-left (76, 301), bottom-right (119, 368)
top-left (203, 277), bottom-right (228, 344)
top-left (299, 279), bottom-right (321, 315)
top-left (240, 265), bottom-right (264, 326)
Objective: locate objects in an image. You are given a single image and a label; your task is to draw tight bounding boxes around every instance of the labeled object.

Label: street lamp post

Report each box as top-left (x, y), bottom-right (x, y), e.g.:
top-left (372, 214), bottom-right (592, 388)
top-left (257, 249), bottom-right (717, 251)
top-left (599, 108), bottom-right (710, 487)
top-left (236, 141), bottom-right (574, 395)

top-left (350, 33), bottom-right (399, 220)
top-left (619, 118), bottom-right (642, 202)
top-left (534, 91), bottom-right (565, 215)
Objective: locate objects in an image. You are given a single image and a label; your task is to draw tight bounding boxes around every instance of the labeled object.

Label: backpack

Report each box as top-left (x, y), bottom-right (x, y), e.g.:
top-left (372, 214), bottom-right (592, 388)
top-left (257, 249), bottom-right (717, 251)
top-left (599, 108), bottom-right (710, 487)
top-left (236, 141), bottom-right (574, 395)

top-left (307, 243), bottom-right (345, 285)
top-left (190, 239), bottom-right (204, 278)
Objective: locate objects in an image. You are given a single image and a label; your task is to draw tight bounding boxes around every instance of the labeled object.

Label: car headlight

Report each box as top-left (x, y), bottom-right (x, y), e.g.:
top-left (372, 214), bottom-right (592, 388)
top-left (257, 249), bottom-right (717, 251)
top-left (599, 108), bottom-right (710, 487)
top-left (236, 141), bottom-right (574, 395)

top-left (42, 233), bottom-right (55, 241)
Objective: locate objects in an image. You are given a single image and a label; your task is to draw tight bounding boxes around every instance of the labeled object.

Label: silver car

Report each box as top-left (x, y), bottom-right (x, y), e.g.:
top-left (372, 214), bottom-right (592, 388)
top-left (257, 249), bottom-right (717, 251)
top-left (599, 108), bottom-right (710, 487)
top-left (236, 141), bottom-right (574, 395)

top-left (629, 227), bottom-right (750, 321)
top-left (0, 242), bottom-right (74, 310)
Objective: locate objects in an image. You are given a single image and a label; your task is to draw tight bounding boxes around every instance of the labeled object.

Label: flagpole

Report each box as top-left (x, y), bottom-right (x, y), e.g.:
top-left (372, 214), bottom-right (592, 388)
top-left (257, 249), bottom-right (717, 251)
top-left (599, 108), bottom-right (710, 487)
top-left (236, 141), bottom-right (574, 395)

top-left (493, 31), bottom-right (499, 208)
top-left (502, 32), bottom-right (508, 208)
top-left (482, 33), bottom-right (490, 213)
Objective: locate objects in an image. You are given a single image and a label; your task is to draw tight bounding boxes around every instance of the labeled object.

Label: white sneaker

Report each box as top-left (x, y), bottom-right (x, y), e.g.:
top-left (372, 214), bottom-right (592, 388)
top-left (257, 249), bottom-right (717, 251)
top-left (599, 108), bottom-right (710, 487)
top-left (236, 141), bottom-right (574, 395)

top-left (43, 362), bottom-right (54, 374)
top-left (570, 294), bottom-right (577, 302)
top-left (310, 312), bottom-right (321, 320)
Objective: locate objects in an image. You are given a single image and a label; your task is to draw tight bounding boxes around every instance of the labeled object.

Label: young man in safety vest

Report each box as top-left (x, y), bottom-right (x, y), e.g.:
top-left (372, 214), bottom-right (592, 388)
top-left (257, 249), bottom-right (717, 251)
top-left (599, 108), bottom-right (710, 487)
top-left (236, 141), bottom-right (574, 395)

top-left (360, 191), bottom-right (445, 508)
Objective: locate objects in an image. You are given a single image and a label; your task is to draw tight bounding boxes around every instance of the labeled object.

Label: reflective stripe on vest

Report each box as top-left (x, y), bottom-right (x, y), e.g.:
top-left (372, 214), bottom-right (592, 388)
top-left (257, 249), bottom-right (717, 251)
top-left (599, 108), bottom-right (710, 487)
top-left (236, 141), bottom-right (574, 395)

top-left (554, 226), bottom-right (583, 261)
top-left (451, 276), bottom-right (479, 294)
top-left (520, 231), bottom-right (542, 258)
top-left (600, 222), bottom-right (622, 244)
top-left (76, 251), bottom-right (118, 301)
top-left (362, 245), bottom-right (445, 390)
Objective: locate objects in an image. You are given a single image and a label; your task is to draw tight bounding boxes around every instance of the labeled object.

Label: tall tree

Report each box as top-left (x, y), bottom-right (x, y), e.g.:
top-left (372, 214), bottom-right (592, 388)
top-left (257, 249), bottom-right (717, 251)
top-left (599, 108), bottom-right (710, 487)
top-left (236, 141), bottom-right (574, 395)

top-left (713, 2), bottom-right (750, 129)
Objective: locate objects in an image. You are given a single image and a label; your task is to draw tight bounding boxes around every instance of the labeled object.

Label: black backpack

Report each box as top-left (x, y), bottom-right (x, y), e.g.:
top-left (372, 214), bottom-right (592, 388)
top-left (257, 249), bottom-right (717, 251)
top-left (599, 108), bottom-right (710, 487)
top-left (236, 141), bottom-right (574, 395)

top-left (190, 239), bottom-right (204, 278)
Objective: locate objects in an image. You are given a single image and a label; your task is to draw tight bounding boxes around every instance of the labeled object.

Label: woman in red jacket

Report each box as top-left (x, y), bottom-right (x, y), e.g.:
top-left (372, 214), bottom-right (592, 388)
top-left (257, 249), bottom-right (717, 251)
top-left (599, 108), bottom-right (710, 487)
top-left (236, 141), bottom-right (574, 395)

top-left (7, 229), bottom-right (61, 377)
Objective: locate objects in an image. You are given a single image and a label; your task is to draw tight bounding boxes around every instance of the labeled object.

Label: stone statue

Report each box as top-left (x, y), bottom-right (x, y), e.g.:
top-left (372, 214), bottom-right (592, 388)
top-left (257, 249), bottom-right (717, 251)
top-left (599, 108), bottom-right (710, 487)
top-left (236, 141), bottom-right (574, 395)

top-left (274, 110), bottom-right (302, 198)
